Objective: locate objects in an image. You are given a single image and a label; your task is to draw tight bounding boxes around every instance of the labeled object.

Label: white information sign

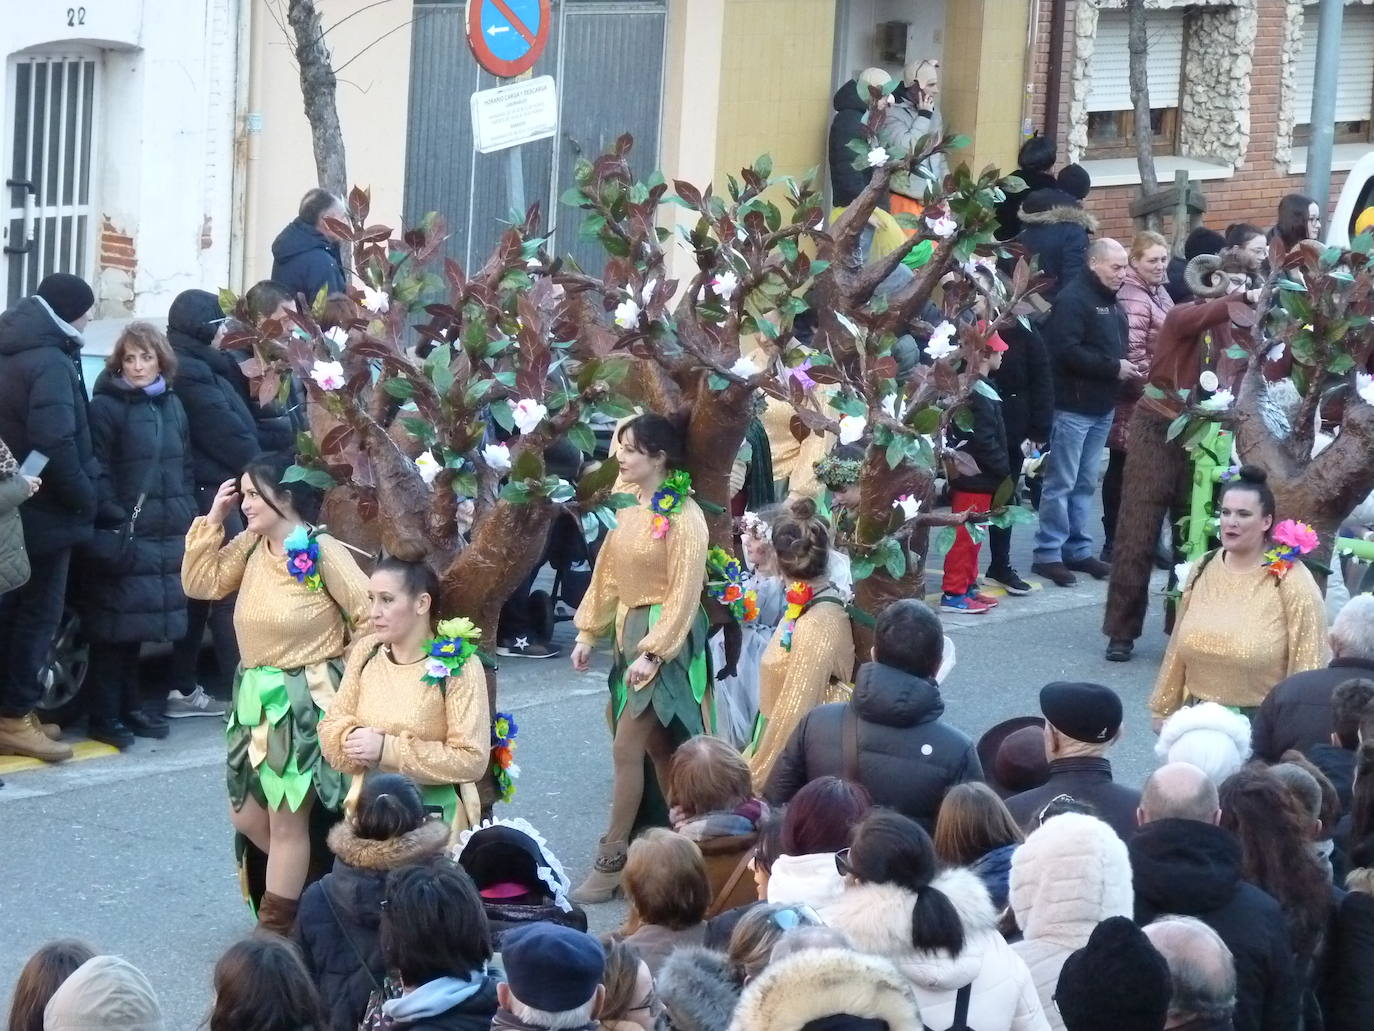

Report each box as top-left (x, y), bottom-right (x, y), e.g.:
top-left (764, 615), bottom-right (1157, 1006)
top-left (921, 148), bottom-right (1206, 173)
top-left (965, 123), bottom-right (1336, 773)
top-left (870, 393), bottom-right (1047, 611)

top-left (470, 75), bottom-right (558, 155)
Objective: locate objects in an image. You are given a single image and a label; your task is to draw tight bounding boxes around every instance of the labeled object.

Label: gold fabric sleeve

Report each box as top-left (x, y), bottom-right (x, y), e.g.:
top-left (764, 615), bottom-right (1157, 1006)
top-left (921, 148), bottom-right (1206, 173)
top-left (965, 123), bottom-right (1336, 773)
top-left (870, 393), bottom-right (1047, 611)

top-left (635, 499), bottom-right (709, 662)
top-left (1281, 561), bottom-right (1330, 678)
top-left (787, 427), bottom-right (832, 502)
top-left (380, 658), bottom-right (492, 785)
top-left (181, 518), bottom-right (254, 601)
top-left (1149, 565), bottom-right (1199, 720)
top-left (574, 520), bottom-right (622, 647)
top-left (316, 534), bottom-right (372, 636)
top-left (318, 644), bottom-right (369, 776)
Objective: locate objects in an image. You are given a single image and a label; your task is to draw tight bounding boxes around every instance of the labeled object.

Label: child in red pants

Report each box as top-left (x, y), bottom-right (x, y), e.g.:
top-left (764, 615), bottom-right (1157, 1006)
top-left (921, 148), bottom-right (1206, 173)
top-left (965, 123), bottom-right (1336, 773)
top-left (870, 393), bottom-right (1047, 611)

top-left (942, 331), bottom-right (1011, 614)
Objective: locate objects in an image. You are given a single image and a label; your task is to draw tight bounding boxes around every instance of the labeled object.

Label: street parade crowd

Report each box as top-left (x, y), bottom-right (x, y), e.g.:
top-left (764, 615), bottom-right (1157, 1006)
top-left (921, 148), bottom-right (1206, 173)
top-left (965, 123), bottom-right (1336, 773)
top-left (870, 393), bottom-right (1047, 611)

top-left (8, 61), bottom-right (1374, 1031)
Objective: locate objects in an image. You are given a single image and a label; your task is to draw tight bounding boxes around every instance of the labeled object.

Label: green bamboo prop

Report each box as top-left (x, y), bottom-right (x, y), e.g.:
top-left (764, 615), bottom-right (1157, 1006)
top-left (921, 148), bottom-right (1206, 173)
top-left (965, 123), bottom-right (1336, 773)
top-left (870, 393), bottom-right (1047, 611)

top-left (1183, 423), bottom-right (1232, 561)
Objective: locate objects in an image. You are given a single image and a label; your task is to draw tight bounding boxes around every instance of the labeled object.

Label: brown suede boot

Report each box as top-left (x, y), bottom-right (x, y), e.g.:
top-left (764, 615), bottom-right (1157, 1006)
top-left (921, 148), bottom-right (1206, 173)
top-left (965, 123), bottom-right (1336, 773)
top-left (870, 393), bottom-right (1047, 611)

top-left (570, 837), bottom-right (627, 905)
top-left (0, 714), bottom-right (73, 762)
top-left (256, 891), bottom-right (300, 936)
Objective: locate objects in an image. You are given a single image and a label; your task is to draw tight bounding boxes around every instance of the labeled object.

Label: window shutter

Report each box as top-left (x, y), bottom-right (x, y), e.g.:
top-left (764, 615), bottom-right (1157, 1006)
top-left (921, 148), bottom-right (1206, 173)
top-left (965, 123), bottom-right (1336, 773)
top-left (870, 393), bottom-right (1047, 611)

top-left (1295, 6), bottom-right (1374, 123)
top-left (1086, 10), bottom-right (1185, 113)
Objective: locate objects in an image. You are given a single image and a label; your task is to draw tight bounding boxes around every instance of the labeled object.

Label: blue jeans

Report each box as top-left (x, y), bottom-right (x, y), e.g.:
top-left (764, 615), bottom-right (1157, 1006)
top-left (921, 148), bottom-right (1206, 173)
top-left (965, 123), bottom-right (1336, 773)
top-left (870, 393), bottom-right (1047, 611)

top-left (1033, 409), bottom-right (1114, 564)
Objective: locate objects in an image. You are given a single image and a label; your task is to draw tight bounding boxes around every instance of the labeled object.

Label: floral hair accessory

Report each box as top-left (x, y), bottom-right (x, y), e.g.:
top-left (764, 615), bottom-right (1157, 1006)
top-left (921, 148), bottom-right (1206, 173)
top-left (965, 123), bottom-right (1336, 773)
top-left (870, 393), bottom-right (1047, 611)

top-left (649, 469), bottom-right (692, 539)
top-left (421, 616), bottom-right (481, 689)
top-left (814, 455), bottom-right (863, 491)
top-left (706, 546), bottom-right (758, 623)
top-left (1264, 519), bottom-right (1319, 580)
top-left (284, 526), bottom-right (323, 591)
top-left (1219, 465), bottom-right (1242, 483)
top-left (780, 580), bottom-right (815, 651)
top-left (490, 712), bottom-right (521, 803)
top-left (739, 510), bottom-right (772, 543)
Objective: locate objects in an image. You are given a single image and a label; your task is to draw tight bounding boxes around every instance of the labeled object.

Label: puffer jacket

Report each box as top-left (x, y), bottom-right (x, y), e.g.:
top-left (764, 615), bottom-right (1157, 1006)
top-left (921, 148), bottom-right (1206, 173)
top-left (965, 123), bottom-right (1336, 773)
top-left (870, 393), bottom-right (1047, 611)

top-left (1109, 267), bottom-right (1174, 450)
top-left (730, 947), bottom-right (922, 1031)
top-left (80, 373), bottom-right (196, 644)
top-left (271, 217), bottom-right (346, 302)
top-left (0, 439), bottom-right (31, 593)
top-left (995, 168), bottom-right (1058, 241)
top-left (822, 871), bottom-right (1051, 1031)
top-left (1044, 270), bottom-right (1128, 416)
top-left (0, 296), bottom-right (98, 553)
top-left (658, 947), bottom-right (743, 1031)
top-left (1008, 813), bottom-right (1133, 1031)
top-left (295, 818), bottom-right (451, 1031)
top-left (764, 662), bottom-right (983, 832)
top-left (947, 381), bottom-right (1010, 493)
top-left (887, 101), bottom-right (949, 202)
top-left (1017, 190), bottom-right (1098, 302)
top-left (992, 320), bottom-right (1054, 444)
top-left (829, 80), bottom-right (877, 207)
top-left (970, 843), bottom-right (1018, 912)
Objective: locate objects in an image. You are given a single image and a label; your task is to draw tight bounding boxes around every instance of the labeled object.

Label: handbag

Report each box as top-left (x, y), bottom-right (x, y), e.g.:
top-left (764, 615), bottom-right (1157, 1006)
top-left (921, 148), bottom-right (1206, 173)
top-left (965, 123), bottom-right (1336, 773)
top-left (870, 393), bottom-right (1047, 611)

top-left (86, 407), bottom-right (163, 573)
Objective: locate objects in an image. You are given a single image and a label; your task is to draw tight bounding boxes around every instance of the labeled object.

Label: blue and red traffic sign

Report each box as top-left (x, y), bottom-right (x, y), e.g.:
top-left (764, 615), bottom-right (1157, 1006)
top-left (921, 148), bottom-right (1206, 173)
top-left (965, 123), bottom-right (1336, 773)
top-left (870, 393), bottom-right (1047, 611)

top-left (466, 0), bottom-right (552, 78)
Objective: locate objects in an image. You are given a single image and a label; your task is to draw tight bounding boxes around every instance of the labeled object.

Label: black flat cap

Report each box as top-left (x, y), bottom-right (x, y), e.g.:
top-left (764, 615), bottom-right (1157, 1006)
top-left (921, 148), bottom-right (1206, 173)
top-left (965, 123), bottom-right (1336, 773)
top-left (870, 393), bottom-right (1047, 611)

top-left (1040, 682), bottom-right (1122, 744)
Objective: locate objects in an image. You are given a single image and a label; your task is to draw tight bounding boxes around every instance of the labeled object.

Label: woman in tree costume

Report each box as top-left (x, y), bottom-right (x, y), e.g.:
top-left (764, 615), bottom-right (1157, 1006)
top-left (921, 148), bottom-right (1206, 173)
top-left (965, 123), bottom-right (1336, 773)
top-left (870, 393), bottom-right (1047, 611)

top-left (745, 497), bottom-right (855, 786)
top-left (569, 413), bottom-right (710, 904)
top-left (320, 555), bottom-right (491, 836)
top-left (181, 453), bottom-right (370, 934)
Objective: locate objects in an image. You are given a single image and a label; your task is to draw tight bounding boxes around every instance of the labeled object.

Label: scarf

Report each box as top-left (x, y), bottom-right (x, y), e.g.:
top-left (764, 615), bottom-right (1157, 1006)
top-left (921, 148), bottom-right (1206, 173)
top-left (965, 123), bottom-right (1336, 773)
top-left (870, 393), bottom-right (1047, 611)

top-left (115, 375), bottom-right (168, 396)
top-left (0, 437), bottom-right (16, 477)
top-left (674, 798), bottom-right (766, 841)
top-left (382, 973), bottom-right (487, 1024)
top-left (492, 1008), bottom-right (597, 1031)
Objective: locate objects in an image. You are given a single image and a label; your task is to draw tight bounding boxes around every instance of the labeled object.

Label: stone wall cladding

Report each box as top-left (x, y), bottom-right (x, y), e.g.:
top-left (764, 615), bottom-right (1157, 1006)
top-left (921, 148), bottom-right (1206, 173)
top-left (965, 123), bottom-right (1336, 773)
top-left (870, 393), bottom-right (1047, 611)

top-left (1275, 0), bottom-right (1374, 166)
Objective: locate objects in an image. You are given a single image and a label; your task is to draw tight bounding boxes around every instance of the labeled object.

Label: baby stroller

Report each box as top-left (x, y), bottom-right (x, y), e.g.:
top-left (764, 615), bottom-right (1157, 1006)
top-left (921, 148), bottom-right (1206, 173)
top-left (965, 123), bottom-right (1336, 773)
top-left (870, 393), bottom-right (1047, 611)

top-left (453, 817), bottom-right (588, 947)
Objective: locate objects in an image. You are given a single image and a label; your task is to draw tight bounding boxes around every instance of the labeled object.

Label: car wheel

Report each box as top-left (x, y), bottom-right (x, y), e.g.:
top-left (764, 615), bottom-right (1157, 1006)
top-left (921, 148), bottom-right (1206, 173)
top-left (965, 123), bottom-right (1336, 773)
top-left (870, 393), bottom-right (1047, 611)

top-left (35, 606), bottom-right (90, 724)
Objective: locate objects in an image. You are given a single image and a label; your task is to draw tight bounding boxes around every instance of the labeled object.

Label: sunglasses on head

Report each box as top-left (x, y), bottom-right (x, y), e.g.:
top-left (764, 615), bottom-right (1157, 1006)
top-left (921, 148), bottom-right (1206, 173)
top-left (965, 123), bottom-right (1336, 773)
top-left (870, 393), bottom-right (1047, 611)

top-left (768, 904), bottom-right (824, 932)
top-left (834, 847), bottom-right (852, 877)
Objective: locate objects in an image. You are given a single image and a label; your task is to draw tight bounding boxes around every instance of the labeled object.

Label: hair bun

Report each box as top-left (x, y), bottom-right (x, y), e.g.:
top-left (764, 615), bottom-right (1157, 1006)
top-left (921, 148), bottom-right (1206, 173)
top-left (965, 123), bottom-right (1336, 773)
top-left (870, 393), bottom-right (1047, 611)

top-left (1237, 465), bottom-right (1268, 486)
top-left (787, 496), bottom-right (818, 523)
top-left (388, 540), bottom-right (428, 565)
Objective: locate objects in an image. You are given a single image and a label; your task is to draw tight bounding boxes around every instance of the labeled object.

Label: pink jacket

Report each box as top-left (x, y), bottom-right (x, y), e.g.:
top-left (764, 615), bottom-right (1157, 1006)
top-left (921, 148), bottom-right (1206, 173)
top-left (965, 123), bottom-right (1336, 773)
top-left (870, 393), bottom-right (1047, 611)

top-left (1110, 267), bottom-right (1175, 449)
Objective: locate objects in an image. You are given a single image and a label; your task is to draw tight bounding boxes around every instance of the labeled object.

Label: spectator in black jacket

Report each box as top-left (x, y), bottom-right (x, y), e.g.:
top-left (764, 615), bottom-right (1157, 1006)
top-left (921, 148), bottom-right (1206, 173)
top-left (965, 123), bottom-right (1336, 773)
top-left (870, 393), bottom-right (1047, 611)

top-left (764, 598), bottom-right (982, 831)
top-left (241, 281), bottom-right (306, 452)
top-left (1005, 681), bottom-right (1140, 841)
top-left (1130, 763), bottom-right (1301, 1031)
top-left (994, 134), bottom-right (1057, 241)
top-left (1030, 239), bottom-right (1133, 588)
top-left (1017, 186), bottom-right (1097, 303)
top-left (828, 69), bottom-right (889, 208)
top-left (1252, 594), bottom-right (1374, 763)
top-left (271, 188), bottom-right (348, 305)
top-left (1166, 226), bottom-right (1226, 304)
top-left (0, 273), bottom-right (96, 763)
top-left (1303, 677), bottom-right (1374, 815)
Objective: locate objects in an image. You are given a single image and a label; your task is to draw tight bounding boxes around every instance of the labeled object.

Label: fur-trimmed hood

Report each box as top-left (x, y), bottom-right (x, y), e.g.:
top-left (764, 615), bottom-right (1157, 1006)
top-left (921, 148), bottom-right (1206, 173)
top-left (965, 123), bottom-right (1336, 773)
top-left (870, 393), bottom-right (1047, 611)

top-left (658, 947), bottom-right (743, 1031)
top-left (327, 817), bottom-right (450, 871)
top-left (1010, 813), bottom-right (1133, 948)
top-left (729, 947), bottom-right (921, 1031)
top-left (1019, 199), bottom-right (1099, 233)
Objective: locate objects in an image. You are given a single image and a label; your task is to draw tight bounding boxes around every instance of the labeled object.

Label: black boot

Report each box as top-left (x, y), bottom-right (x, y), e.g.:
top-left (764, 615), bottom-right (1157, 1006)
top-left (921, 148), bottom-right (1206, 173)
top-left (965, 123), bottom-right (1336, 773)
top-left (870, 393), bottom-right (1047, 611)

top-left (124, 709), bottom-right (170, 739)
top-left (88, 718), bottom-right (135, 750)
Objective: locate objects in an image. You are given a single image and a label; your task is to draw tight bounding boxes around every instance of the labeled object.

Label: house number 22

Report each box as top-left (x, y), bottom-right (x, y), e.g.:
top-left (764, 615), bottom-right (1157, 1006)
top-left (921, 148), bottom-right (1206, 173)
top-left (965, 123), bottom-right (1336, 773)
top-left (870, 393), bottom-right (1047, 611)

top-left (67, 7), bottom-right (87, 27)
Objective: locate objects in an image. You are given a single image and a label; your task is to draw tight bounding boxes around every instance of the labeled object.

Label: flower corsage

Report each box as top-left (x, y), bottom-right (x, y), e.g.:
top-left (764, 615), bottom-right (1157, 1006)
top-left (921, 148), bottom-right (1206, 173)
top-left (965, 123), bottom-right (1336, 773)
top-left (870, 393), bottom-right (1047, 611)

top-left (706, 546), bottom-right (758, 623)
top-left (649, 470), bottom-right (692, 539)
top-left (421, 617), bottom-right (481, 690)
top-left (1264, 519), bottom-right (1319, 580)
top-left (284, 526), bottom-right (323, 591)
top-left (780, 580), bottom-right (815, 651)
top-left (490, 712), bottom-right (521, 803)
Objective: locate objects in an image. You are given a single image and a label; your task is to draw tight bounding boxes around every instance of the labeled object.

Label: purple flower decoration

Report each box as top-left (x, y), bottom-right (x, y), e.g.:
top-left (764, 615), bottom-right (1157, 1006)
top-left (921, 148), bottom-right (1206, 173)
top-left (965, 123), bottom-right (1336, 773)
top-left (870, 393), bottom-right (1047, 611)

top-left (788, 359), bottom-right (817, 392)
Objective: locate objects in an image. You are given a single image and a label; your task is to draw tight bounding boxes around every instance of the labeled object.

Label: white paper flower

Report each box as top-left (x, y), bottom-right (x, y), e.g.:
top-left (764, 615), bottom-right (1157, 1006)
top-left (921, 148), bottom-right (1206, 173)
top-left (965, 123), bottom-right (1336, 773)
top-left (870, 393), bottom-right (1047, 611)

top-left (926, 214), bottom-right (958, 239)
top-left (526, 256), bottom-right (541, 269)
top-left (866, 146), bottom-right (890, 168)
top-left (613, 298), bottom-right (641, 329)
top-left (1267, 343), bottom-right (1286, 362)
top-left (924, 321), bottom-right (959, 361)
top-left (309, 359), bottom-right (346, 391)
top-left (361, 286), bottom-right (390, 314)
top-left (425, 658), bottom-right (450, 679)
top-left (1201, 388), bottom-right (1234, 411)
top-left (729, 355), bottom-right (758, 379)
top-left (1174, 561), bottom-right (1194, 587)
top-left (324, 327), bottom-right (350, 350)
top-left (415, 451), bottom-right (442, 485)
top-left (511, 398), bottom-right (548, 435)
top-left (712, 271), bottom-right (740, 300)
top-left (482, 442), bottom-right (511, 473)
top-left (1358, 372), bottom-right (1374, 406)
top-left (640, 279), bottom-right (658, 306)
top-left (1198, 370), bottom-right (1219, 392)
top-left (893, 495), bottom-right (922, 520)
top-left (838, 414), bottom-right (867, 445)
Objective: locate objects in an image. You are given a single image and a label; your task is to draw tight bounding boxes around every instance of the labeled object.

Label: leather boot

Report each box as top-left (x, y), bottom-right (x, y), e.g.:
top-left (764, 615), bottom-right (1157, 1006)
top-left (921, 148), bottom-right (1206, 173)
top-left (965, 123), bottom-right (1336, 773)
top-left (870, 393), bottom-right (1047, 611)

top-left (40, 722), bottom-right (62, 741)
top-left (256, 891), bottom-right (300, 936)
top-left (0, 714), bottom-right (73, 762)
top-left (570, 837), bottom-right (627, 905)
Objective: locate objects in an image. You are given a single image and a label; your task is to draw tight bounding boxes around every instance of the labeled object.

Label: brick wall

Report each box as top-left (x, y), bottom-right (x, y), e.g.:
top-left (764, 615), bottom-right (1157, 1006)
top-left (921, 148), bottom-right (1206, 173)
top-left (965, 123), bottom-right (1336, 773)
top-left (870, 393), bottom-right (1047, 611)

top-left (1027, 0), bottom-right (1346, 245)
top-left (99, 217), bottom-right (136, 274)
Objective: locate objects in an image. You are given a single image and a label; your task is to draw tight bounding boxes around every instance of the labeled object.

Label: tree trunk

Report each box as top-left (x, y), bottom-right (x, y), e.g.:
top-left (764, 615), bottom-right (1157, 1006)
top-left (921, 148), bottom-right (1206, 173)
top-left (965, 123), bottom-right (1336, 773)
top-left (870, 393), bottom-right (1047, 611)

top-left (1126, 0), bottom-right (1160, 230)
top-left (287, 0), bottom-right (348, 196)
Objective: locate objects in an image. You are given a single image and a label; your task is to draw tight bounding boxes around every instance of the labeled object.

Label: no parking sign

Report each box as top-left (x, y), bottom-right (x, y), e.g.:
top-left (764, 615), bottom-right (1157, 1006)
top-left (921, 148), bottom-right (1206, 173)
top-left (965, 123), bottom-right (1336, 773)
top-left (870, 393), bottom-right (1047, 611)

top-left (466, 0), bottom-right (552, 78)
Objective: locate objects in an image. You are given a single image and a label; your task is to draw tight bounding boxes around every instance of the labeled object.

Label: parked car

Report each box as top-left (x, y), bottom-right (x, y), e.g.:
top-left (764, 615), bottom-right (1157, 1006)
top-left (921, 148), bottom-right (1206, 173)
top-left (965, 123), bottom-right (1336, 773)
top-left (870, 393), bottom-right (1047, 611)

top-left (1326, 151), bottom-right (1374, 248)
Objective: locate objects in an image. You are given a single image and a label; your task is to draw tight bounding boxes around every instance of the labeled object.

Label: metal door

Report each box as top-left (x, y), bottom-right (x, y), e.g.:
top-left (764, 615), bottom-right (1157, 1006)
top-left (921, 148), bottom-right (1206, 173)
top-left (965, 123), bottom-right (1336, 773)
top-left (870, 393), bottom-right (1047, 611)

top-left (405, 0), bottom-right (666, 274)
top-left (3, 51), bottom-right (101, 306)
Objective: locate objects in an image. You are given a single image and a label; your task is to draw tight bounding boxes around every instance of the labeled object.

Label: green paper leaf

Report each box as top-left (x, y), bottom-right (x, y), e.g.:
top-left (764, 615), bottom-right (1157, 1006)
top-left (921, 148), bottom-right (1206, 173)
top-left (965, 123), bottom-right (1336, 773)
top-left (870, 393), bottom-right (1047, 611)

top-left (931, 526), bottom-right (957, 557)
top-left (282, 464), bottom-right (336, 491)
top-left (500, 481), bottom-right (533, 504)
top-left (490, 399), bottom-right (515, 432)
top-left (567, 423), bottom-right (596, 456)
top-left (1165, 413), bottom-right (1192, 442)
top-left (383, 377), bottom-right (415, 401)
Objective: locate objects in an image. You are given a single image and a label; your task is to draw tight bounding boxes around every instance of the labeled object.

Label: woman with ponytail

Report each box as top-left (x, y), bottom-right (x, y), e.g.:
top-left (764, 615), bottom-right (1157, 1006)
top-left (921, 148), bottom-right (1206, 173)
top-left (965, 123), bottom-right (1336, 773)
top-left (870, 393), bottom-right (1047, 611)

top-left (182, 451), bottom-right (371, 934)
top-left (320, 553), bottom-right (490, 832)
top-left (295, 774), bottom-right (449, 1031)
top-left (823, 810), bottom-right (1050, 1031)
top-left (743, 497), bottom-right (854, 785)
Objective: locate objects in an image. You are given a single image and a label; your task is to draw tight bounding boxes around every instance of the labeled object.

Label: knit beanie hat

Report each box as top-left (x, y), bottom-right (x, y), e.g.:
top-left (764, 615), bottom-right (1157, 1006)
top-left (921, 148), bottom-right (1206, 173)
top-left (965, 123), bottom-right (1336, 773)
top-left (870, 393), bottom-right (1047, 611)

top-left (36, 273), bottom-right (95, 324)
top-left (44, 955), bottom-right (164, 1031)
top-left (1055, 917), bottom-right (1169, 1031)
top-left (1056, 163), bottom-right (1092, 200)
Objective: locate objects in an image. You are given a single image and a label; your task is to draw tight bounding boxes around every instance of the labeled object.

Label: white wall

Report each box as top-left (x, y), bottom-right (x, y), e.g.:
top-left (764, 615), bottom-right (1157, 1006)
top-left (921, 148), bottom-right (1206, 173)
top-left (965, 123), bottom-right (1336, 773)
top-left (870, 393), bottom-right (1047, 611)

top-left (834, 0), bottom-right (946, 87)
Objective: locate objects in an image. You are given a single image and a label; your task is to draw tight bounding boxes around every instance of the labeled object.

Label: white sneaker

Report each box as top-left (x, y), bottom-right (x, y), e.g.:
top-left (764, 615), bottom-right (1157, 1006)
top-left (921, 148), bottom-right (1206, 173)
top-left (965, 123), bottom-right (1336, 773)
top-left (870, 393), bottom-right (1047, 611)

top-left (163, 686), bottom-right (227, 719)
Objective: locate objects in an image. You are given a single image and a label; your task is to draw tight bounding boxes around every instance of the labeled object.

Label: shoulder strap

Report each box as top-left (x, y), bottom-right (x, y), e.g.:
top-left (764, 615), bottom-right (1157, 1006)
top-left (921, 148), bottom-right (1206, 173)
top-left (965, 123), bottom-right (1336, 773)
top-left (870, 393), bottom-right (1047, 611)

top-left (319, 884), bottom-right (382, 990)
top-left (128, 406), bottom-right (164, 526)
top-left (706, 848), bottom-right (755, 920)
top-left (923, 984), bottom-right (972, 1031)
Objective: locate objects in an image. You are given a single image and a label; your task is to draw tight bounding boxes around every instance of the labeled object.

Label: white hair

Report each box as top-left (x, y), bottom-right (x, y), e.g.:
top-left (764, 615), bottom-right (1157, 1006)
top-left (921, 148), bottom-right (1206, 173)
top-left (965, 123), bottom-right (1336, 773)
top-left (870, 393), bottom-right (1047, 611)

top-left (1332, 595), bottom-right (1374, 662)
top-left (509, 996), bottom-right (597, 1030)
top-left (1154, 703), bottom-right (1252, 785)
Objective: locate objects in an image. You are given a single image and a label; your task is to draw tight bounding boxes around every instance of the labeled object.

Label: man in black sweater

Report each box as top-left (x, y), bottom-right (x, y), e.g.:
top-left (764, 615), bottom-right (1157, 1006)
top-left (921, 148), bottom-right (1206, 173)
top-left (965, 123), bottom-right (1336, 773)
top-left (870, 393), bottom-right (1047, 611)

top-left (1031, 238), bottom-right (1135, 588)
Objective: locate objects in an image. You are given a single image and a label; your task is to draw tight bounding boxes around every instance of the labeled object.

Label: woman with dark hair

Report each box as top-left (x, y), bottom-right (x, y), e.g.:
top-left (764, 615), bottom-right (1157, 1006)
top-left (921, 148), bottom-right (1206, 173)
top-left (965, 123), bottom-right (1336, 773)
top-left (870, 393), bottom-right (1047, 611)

top-left (1150, 466), bottom-right (1326, 724)
top-left (5, 939), bottom-right (95, 1031)
top-left (81, 321), bottom-right (198, 747)
top-left (767, 776), bottom-right (871, 909)
top-left (570, 412), bottom-right (711, 903)
top-left (744, 497), bottom-right (854, 784)
top-left (933, 782), bottom-right (1025, 910)
top-left (1225, 222), bottom-right (1271, 272)
top-left (620, 828), bottom-right (712, 976)
top-left (295, 773), bottom-right (450, 1031)
top-left (320, 555), bottom-right (489, 831)
top-left (823, 810), bottom-right (1048, 1030)
top-left (182, 450), bottom-right (370, 933)
top-left (995, 134), bottom-right (1058, 241)
top-left (210, 936), bottom-right (328, 1031)
top-left (1275, 193), bottom-right (1322, 252)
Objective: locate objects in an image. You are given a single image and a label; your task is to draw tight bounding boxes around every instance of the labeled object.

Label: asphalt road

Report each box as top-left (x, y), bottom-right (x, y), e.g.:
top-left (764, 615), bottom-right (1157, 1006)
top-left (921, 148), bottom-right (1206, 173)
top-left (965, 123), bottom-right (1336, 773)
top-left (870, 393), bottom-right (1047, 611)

top-left (0, 559), bottom-right (1174, 1029)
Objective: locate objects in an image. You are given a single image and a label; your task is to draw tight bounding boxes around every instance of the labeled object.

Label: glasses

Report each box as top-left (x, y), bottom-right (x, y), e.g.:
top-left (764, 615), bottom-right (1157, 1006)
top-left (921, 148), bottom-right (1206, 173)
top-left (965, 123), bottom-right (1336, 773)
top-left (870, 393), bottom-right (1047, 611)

top-left (834, 847), bottom-right (852, 877)
top-left (768, 904), bottom-right (824, 932)
top-left (1036, 793), bottom-right (1079, 825)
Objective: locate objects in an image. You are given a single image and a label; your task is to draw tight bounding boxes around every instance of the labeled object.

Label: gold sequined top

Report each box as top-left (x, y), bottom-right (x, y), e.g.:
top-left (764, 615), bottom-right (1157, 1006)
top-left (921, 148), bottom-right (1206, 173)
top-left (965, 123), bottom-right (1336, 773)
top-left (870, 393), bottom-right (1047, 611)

top-left (318, 634), bottom-right (491, 786)
top-left (761, 394), bottom-right (834, 500)
top-left (1150, 552), bottom-right (1328, 718)
top-left (574, 491), bottom-right (708, 661)
top-left (181, 517), bottom-right (371, 669)
top-left (748, 593), bottom-right (855, 783)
